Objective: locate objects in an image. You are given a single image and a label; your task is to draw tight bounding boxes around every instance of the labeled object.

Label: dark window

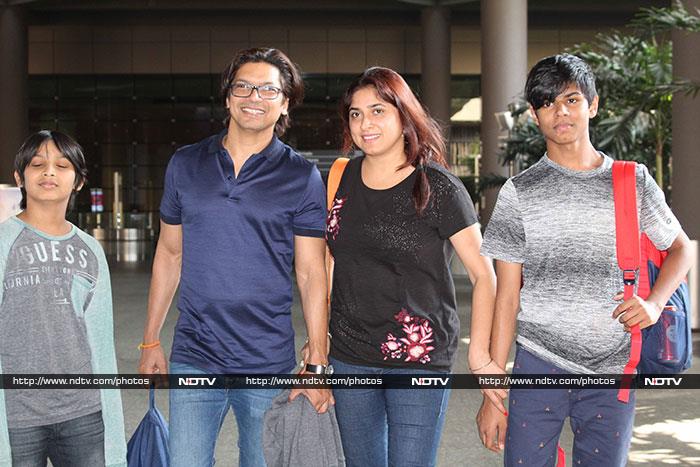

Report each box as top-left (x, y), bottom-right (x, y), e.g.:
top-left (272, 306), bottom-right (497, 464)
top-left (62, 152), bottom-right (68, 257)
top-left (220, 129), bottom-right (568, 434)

top-left (28, 73), bottom-right (482, 217)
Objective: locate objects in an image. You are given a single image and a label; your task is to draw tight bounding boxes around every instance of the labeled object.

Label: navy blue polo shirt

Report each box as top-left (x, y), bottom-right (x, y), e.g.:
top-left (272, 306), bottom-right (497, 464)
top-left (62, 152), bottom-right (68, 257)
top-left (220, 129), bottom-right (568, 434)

top-left (160, 131), bottom-right (326, 374)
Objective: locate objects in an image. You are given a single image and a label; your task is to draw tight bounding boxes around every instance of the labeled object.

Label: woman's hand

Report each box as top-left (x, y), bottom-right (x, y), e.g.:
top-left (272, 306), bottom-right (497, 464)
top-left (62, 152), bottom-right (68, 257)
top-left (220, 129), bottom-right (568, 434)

top-left (471, 358), bottom-right (508, 415)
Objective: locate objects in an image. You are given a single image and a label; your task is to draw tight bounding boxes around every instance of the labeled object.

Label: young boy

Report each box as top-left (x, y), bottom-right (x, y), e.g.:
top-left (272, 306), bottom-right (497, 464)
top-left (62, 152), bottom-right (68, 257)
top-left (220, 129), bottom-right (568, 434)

top-left (0, 130), bottom-right (126, 467)
top-left (478, 54), bottom-right (693, 466)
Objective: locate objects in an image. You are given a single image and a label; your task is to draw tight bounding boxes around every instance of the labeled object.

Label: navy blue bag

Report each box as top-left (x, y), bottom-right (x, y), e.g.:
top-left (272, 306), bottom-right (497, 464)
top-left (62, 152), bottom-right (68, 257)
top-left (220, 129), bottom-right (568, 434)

top-left (127, 387), bottom-right (170, 467)
top-left (637, 234), bottom-right (693, 374)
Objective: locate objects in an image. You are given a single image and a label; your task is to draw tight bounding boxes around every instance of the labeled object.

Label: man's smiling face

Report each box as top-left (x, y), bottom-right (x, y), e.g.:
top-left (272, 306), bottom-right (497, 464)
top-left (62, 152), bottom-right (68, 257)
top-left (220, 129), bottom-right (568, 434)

top-left (226, 61), bottom-right (288, 135)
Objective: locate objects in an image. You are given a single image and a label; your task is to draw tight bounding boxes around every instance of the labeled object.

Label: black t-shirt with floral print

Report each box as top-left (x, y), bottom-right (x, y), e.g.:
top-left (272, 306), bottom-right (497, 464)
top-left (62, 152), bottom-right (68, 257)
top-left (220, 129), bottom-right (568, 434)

top-left (327, 156), bottom-right (478, 372)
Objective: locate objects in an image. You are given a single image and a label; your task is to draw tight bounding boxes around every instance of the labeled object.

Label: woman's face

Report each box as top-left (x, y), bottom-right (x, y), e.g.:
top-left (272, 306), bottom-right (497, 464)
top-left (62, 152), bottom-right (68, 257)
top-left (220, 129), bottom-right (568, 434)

top-left (348, 86), bottom-right (404, 159)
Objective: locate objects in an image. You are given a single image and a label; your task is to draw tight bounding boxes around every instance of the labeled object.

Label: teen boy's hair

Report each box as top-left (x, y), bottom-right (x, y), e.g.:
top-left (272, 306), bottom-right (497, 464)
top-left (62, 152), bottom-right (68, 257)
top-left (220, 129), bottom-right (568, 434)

top-left (220, 47), bottom-right (304, 137)
top-left (14, 130), bottom-right (88, 210)
top-left (525, 54), bottom-right (597, 110)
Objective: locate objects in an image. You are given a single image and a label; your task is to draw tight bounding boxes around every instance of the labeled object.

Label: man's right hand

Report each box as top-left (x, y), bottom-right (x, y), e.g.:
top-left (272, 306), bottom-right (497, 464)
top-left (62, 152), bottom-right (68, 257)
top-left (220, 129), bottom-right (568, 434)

top-left (289, 384), bottom-right (335, 414)
top-left (138, 346), bottom-right (169, 375)
top-left (476, 395), bottom-right (508, 453)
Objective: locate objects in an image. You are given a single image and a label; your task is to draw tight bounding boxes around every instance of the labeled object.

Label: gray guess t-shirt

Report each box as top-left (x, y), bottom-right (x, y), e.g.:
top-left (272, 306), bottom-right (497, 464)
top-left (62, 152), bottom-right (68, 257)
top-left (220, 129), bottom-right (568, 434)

top-left (481, 154), bottom-right (681, 374)
top-left (0, 221), bottom-right (102, 428)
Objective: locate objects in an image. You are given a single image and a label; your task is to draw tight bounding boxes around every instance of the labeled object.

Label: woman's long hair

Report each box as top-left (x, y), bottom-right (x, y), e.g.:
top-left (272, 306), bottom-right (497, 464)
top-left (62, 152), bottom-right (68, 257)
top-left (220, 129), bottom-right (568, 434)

top-left (340, 67), bottom-right (448, 215)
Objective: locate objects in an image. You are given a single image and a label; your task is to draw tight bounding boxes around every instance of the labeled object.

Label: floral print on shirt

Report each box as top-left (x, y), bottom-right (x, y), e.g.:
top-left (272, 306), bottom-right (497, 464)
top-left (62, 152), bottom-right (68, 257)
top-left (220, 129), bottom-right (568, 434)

top-left (326, 196), bottom-right (347, 240)
top-left (381, 309), bottom-right (435, 364)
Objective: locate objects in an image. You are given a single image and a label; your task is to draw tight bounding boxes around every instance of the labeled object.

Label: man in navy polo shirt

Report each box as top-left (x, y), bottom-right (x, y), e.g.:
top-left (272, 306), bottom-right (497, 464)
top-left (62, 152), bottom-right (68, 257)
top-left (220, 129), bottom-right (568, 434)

top-left (138, 48), bottom-right (332, 467)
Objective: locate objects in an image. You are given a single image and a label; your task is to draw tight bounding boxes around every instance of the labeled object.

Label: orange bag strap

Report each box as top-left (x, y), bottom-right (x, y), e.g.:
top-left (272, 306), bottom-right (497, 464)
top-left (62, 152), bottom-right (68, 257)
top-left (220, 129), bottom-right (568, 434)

top-left (326, 157), bottom-right (349, 304)
top-left (327, 157), bottom-right (349, 210)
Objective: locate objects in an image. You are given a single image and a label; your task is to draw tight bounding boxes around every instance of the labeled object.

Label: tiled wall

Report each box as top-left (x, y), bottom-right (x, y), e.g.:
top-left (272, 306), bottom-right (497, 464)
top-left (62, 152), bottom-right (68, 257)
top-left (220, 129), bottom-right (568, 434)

top-left (28, 25), bottom-right (603, 76)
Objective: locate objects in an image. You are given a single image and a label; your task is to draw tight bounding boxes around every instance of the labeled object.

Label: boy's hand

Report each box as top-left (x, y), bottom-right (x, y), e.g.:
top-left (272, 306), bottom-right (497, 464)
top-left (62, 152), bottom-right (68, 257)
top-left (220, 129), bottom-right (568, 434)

top-left (471, 360), bottom-right (509, 415)
top-left (476, 395), bottom-right (508, 452)
top-left (612, 292), bottom-right (662, 331)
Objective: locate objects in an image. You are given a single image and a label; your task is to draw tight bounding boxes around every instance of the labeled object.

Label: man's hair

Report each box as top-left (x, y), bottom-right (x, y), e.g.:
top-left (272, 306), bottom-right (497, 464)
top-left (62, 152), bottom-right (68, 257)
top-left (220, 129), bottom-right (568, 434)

top-left (525, 54), bottom-right (597, 110)
top-left (220, 47), bottom-right (304, 137)
top-left (14, 130), bottom-right (88, 210)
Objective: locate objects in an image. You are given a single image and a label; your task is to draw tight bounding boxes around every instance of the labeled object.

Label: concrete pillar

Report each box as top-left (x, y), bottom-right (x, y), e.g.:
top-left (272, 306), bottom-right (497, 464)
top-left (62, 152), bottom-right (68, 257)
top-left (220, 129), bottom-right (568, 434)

top-left (480, 0), bottom-right (527, 223)
top-left (421, 5), bottom-right (451, 155)
top-left (672, 0), bottom-right (700, 328)
top-left (0, 5), bottom-right (28, 184)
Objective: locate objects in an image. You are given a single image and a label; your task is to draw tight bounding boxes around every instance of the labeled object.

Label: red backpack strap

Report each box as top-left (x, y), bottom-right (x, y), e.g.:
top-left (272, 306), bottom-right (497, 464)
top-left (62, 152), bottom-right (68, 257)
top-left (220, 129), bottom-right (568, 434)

top-left (556, 444), bottom-right (566, 467)
top-left (637, 234), bottom-right (655, 299)
top-left (326, 157), bottom-right (349, 305)
top-left (612, 160), bottom-right (642, 403)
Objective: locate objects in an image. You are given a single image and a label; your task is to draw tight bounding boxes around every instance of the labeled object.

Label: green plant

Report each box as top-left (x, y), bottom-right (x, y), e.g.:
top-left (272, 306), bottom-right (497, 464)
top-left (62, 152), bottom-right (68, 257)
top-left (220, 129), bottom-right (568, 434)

top-left (493, 1), bottom-right (700, 194)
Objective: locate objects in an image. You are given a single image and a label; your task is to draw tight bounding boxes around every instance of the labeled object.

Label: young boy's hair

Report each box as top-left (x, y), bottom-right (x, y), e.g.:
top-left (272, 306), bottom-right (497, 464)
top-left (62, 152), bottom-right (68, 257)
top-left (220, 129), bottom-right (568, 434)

top-left (525, 54), bottom-right (597, 110)
top-left (14, 130), bottom-right (88, 210)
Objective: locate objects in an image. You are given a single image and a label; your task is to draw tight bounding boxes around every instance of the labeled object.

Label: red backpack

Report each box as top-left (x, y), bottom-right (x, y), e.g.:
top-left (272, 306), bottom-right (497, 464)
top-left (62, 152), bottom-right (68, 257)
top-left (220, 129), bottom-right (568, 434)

top-left (613, 161), bottom-right (692, 403)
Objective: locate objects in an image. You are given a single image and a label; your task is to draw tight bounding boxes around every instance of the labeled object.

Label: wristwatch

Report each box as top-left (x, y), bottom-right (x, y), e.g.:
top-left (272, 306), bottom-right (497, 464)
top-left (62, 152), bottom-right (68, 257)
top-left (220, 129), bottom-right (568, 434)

top-left (304, 363), bottom-right (334, 375)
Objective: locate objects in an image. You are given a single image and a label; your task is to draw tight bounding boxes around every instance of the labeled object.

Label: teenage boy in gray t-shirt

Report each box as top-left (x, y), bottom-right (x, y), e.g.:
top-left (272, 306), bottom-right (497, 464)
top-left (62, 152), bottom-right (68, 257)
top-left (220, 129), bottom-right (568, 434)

top-left (477, 54), bottom-right (693, 466)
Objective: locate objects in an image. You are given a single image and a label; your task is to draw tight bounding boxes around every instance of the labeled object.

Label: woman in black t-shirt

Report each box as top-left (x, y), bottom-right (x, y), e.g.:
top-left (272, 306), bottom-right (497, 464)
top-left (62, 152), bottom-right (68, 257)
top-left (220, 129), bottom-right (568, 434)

top-left (326, 67), bottom-right (500, 467)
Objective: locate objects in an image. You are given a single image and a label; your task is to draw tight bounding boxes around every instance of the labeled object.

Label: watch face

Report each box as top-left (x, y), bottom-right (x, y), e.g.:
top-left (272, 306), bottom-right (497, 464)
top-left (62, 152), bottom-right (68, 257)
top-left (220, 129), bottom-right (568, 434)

top-left (305, 363), bottom-right (323, 374)
top-left (326, 364), bottom-right (334, 375)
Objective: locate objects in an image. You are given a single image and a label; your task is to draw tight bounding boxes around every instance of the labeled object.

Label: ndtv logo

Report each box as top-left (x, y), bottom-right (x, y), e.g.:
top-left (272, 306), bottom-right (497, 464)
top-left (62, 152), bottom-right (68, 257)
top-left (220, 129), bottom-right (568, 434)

top-left (644, 377), bottom-right (682, 387)
top-left (411, 377), bottom-right (449, 387)
top-left (178, 377), bottom-right (217, 387)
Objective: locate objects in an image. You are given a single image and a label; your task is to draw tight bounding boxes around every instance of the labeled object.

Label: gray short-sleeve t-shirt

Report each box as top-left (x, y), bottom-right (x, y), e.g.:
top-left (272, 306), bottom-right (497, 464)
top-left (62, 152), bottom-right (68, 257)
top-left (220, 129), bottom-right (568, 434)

top-left (0, 221), bottom-right (102, 428)
top-left (481, 154), bottom-right (681, 374)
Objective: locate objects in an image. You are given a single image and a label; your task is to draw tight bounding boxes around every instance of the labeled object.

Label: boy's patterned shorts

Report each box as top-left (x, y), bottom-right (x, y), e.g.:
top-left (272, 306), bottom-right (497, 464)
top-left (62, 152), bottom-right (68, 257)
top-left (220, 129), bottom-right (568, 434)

top-left (504, 345), bottom-right (635, 467)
